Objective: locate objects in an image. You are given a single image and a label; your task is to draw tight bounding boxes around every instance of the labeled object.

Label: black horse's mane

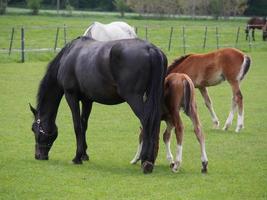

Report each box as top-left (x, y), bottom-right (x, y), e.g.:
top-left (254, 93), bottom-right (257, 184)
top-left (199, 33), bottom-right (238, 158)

top-left (36, 40), bottom-right (75, 111)
top-left (167, 54), bottom-right (191, 75)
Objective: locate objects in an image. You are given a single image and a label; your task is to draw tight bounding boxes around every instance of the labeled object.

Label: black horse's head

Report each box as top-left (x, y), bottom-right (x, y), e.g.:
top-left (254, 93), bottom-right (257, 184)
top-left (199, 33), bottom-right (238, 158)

top-left (29, 104), bottom-right (58, 160)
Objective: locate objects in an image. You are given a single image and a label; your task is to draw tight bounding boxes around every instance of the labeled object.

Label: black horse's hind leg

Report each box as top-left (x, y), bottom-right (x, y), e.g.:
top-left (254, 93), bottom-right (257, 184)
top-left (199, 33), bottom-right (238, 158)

top-left (126, 94), bottom-right (160, 173)
top-left (65, 92), bottom-right (86, 164)
top-left (80, 99), bottom-right (93, 161)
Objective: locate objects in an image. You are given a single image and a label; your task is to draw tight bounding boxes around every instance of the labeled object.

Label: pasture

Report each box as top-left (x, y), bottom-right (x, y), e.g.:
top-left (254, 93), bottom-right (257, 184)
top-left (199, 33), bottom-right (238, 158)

top-left (0, 14), bottom-right (267, 200)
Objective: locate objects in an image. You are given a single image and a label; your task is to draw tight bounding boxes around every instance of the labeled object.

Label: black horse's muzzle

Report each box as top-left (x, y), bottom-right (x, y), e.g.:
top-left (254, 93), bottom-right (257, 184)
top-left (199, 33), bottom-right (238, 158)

top-left (35, 143), bottom-right (52, 160)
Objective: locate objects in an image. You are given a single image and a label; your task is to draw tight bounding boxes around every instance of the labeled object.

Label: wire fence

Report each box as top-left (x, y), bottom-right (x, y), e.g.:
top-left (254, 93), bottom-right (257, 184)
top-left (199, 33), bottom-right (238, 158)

top-left (0, 25), bottom-right (266, 62)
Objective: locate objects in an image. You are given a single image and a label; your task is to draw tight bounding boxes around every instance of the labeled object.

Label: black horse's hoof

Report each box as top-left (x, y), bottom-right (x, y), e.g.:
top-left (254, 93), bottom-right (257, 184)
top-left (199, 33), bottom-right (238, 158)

top-left (142, 161), bottom-right (154, 174)
top-left (72, 158), bottom-right (83, 164)
top-left (35, 154), bottom-right (49, 160)
top-left (81, 154), bottom-right (89, 161)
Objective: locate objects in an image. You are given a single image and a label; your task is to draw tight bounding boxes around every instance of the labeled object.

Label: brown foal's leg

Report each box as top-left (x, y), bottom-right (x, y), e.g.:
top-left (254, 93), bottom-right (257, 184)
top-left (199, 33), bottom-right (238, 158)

top-left (199, 87), bottom-right (220, 128)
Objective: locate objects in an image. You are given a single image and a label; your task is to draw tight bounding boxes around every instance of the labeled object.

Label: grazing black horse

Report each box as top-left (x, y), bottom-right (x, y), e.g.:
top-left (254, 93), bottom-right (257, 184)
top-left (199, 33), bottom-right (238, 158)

top-left (30, 36), bottom-right (167, 174)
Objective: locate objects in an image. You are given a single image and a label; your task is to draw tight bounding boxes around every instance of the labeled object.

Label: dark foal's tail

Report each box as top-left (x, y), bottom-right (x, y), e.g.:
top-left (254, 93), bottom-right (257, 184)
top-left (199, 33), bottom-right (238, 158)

top-left (183, 79), bottom-right (191, 116)
top-left (140, 47), bottom-right (167, 170)
top-left (182, 75), bottom-right (195, 117)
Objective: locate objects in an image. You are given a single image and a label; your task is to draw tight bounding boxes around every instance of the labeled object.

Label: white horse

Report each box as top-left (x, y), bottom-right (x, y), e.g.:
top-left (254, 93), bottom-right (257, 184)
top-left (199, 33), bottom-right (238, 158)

top-left (83, 21), bottom-right (137, 41)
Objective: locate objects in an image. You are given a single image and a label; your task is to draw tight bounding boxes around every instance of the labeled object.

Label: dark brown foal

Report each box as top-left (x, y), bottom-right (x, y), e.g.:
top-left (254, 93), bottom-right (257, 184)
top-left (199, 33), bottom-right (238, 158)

top-left (131, 73), bottom-right (208, 173)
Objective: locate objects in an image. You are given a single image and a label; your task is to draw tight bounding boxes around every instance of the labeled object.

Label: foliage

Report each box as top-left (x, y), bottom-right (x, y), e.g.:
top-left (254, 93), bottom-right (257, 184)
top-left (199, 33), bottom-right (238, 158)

top-left (0, 0), bottom-right (7, 14)
top-left (209, 0), bottom-right (222, 19)
top-left (245, 0), bottom-right (267, 16)
top-left (26, 0), bottom-right (41, 15)
top-left (65, 0), bottom-right (74, 16)
top-left (113, 0), bottom-right (128, 17)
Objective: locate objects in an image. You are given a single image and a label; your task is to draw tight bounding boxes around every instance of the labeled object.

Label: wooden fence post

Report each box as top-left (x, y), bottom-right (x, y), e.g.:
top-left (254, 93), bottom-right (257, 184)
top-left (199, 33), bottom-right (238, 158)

top-left (54, 27), bottom-right (59, 52)
top-left (248, 31), bottom-right (252, 51)
top-left (21, 27), bottom-right (25, 63)
top-left (235, 26), bottom-right (240, 47)
top-left (145, 26), bottom-right (148, 40)
top-left (135, 26), bottom-right (138, 35)
top-left (203, 26), bottom-right (207, 50)
top-left (9, 27), bottom-right (15, 56)
top-left (168, 26), bottom-right (173, 51)
top-left (182, 26), bottom-right (186, 54)
top-left (64, 24), bottom-right (67, 45)
top-left (216, 26), bottom-right (219, 49)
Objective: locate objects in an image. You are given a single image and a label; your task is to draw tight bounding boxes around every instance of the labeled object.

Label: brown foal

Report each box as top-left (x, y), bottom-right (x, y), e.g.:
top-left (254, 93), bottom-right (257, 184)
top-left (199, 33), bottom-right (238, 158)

top-left (167, 48), bottom-right (251, 132)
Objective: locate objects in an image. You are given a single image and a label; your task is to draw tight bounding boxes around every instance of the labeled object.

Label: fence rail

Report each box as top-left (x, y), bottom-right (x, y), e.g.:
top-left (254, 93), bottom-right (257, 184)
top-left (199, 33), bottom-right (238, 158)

top-left (0, 25), bottom-right (266, 62)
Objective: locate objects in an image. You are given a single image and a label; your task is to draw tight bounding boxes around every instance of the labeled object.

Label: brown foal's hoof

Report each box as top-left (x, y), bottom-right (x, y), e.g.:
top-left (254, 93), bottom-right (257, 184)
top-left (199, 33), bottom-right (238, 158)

top-left (169, 162), bottom-right (175, 169)
top-left (142, 161), bottom-right (154, 174)
top-left (201, 161), bottom-right (208, 173)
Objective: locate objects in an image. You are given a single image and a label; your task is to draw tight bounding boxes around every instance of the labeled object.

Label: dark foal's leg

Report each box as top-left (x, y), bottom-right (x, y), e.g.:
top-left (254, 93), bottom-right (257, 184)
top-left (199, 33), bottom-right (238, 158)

top-left (65, 92), bottom-right (86, 164)
top-left (172, 112), bottom-right (184, 173)
top-left (188, 106), bottom-right (208, 173)
top-left (199, 87), bottom-right (219, 128)
top-left (130, 127), bottom-right (144, 164)
top-left (163, 122), bottom-right (174, 167)
top-left (80, 99), bottom-right (93, 161)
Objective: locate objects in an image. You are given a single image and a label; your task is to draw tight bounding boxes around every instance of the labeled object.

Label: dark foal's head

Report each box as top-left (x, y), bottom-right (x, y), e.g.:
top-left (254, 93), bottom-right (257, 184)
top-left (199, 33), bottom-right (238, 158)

top-left (29, 104), bottom-right (58, 160)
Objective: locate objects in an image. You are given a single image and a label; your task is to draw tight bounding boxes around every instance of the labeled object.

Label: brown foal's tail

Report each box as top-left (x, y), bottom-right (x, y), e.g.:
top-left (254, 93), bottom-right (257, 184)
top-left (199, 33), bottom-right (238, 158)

top-left (239, 55), bottom-right (251, 81)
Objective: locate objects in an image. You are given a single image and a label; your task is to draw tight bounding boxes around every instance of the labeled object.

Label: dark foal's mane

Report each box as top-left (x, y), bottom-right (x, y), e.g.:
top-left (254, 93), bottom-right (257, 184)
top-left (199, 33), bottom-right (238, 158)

top-left (167, 54), bottom-right (191, 75)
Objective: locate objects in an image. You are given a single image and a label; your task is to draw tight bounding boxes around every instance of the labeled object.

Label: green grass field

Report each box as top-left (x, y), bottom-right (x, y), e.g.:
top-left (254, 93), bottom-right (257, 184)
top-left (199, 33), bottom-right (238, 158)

top-left (0, 12), bottom-right (267, 200)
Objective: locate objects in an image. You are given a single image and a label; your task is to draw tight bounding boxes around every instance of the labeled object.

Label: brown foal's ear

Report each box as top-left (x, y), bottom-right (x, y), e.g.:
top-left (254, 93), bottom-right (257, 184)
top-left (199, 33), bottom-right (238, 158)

top-left (29, 103), bottom-right (37, 116)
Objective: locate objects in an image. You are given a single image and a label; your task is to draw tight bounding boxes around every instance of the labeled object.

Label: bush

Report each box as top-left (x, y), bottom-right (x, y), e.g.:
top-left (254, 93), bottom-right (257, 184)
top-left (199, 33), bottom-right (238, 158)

top-left (27, 0), bottom-right (41, 15)
top-left (65, 2), bottom-right (74, 16)
top-left (0, 0), bottom-right (7, 15)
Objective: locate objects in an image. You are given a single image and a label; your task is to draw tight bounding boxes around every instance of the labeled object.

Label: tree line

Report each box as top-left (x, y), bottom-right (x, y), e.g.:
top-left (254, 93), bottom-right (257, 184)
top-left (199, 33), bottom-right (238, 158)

top-left (1, 0), bottom-right (266, 16)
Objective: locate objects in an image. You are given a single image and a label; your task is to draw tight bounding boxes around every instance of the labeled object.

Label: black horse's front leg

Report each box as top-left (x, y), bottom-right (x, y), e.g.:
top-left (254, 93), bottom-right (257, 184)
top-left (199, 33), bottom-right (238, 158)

top-left (80, 99), bottom-right (93, 161)
top-left (65, 92), bottom-right (86, 164)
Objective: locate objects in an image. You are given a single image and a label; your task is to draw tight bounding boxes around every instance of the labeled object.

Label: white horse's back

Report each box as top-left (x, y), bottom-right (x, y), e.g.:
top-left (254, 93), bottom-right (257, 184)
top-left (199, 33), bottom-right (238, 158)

top-left (83, 21), bottom-right (137, 41)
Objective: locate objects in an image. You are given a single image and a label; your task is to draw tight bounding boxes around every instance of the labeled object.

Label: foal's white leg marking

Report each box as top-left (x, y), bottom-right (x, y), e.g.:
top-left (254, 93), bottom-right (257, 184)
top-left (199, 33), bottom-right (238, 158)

top-left (210, 107), bottom-right (220, 129)
top-left (235, 108), bottom-right (244, 132)
top-left (130, 142), bottom-right (143, 164)
top-left (172, 145), bottom-right (183, 173)
top-left (223, 100), bottom-right (237, 131)
top-left (200, 142), bottom-right (208, 163)
top-left (164, 122), bottom-right (174, 164)
top-left (165, 140), bottom-right (174, 163)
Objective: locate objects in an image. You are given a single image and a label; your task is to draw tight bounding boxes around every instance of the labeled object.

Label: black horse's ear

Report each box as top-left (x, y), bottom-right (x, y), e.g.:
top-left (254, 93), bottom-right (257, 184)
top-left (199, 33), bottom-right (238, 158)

top-left (29, 103), bottom-right (37, 116)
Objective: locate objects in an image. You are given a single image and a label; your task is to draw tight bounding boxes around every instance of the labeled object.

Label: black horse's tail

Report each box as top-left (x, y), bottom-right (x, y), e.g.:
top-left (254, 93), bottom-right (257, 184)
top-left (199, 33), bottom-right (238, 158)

top-left (141, 47), bottom-right (167, 169)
